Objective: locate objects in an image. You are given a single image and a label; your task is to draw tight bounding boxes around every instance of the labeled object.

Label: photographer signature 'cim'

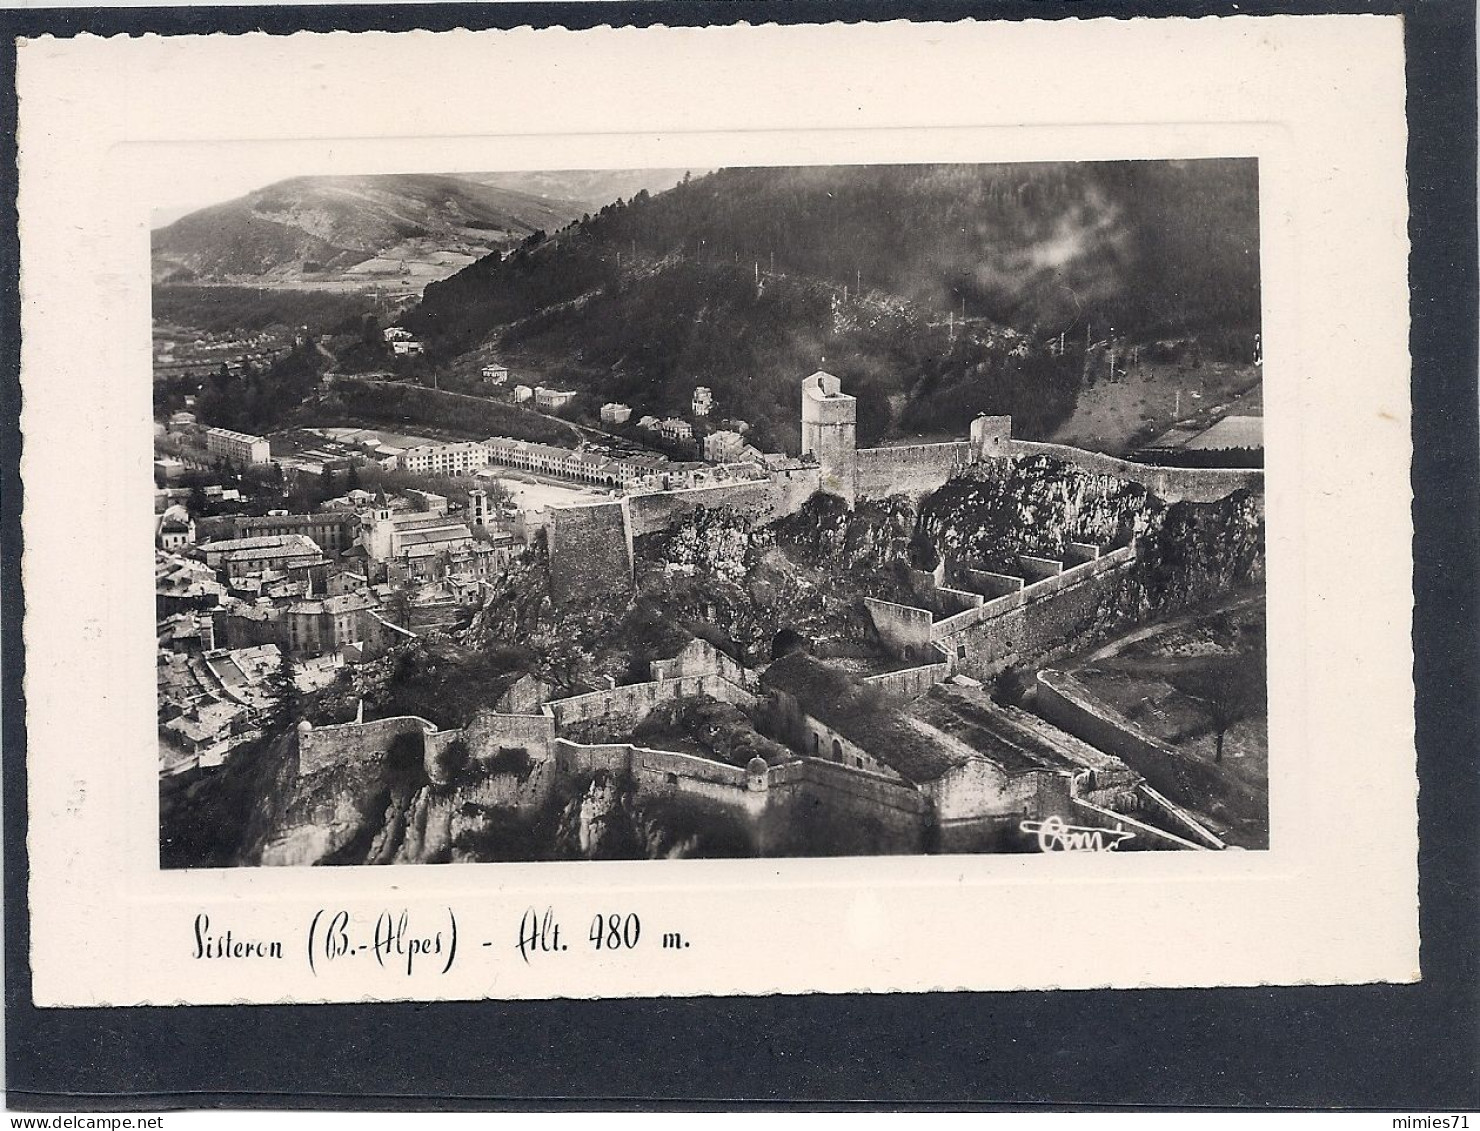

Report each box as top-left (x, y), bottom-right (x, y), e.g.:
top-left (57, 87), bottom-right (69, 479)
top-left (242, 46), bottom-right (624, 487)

top-left (1019, 816), bottom-right (1135, 852)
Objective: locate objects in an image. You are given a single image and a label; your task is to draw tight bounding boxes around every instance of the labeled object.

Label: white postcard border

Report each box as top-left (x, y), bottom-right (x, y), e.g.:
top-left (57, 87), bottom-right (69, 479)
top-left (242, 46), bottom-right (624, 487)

top-left (17, 16), bottom-right (1415, 1006)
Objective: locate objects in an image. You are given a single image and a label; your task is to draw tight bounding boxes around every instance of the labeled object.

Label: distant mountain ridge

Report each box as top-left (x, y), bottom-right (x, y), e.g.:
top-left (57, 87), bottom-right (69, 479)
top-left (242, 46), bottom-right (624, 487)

top-left (400, 160), bottom-right (1261, 453)
top-left (459, 169), bottom-right (703, 213)
top-left (150, 173), bottom-right (588, 285)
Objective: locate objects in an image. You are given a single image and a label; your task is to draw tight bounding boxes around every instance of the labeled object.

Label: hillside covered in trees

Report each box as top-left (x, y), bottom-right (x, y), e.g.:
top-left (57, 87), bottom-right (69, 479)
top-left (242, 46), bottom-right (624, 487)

top-left (402, 160), bottom-right (1261, 453)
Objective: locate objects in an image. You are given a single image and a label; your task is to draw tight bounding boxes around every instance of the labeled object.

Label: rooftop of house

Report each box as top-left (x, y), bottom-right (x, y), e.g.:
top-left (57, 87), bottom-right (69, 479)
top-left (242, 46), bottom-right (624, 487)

top-left (397, 524), bottom-right (473, 549)
top-left (219, 602), bottom-right (278, 622)
top-left (217, 542), bottom-right (326, 564)
top-left (200, 533), bottom-right (320, 555)
top-left (388, 513), bottom-right (462, 532)
top-left (288, 593), bottom-right (378, 616)
top-left (236, 512), bottom-right (355, 528)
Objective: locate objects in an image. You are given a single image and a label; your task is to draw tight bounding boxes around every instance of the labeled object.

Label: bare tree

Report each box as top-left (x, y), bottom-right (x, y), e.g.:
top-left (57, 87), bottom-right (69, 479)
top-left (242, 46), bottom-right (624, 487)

top-left (1177, 653), bottom-right (1266, 763)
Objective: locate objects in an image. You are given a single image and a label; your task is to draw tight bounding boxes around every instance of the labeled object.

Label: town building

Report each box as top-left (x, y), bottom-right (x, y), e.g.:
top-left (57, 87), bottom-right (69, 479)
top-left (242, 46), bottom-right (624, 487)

top-left (157, 642), bottom-right (286, 771)
top-left (534, 386), bottom-right (577, 411)
top-left (391, 339), bottom-right (425, 357)
top-left (446, 534), bottom-right (518, 580)
top-left (483, 436), bottom-right (669, 490)
top-left (153, 456), bottom-right (186, 483)
top-left (282, 592), bottom-right (382, 657)
top-left (358, 506), bottom-right (474, 563)
top-left (212, 602), bottom-right (282, 650)
top-left (600, 402), bottom-right (633, 425)
top-left (161, 698), bottom-right (254, 768)
top-left (636, 415), bottom-right (660, 431)
top-left (232, 512), bottom-right (361, 554)
top-left (399, 441), bottom-right (490, 477)
top-left (692, 386), bottom-right (714, 417)
top-left (656, 418), bottom-right (694, 443)
top-left (155, 505), bottom-right (196, 551)
top-left (156, 552), bottom-right (227, 614)
top-left (383, 327), bottom-right (414, 342)
top-left (480, 364), bottom-right (510, 386)
top-left (204, 426), bottom-right (272, 466)
top-left (512, 384), bottom-right (534, 404)
top-left (197, 533), bottom-right (327, 579)
top-left (405, 489), bottom-right (449, 515)
top-left (703, 429), bottom-right (746, 462)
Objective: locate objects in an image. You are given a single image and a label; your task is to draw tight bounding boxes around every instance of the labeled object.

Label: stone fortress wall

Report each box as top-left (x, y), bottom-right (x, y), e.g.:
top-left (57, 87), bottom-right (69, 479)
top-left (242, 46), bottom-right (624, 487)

top-left (864, 544), bottom-right (1138, 681)
top-left (1007, 440), bottom-right (1263, 505)
top-left (545, 498), bottom-right (634, 604)
top-left (297, 374), bottom-right (1257, 852)
top-left (295, 570), bottom-right (1223, 853)
top-left (297, 714), bottom-right (436, 777)
top-left (293, 634), bottom-right (944, 853)
top-left (545, 671), bottom-right (758, 734)
top-left (1033, 668), bottom-right (1243, 826)
top-left (544, 371), bottom-right (1261, 602)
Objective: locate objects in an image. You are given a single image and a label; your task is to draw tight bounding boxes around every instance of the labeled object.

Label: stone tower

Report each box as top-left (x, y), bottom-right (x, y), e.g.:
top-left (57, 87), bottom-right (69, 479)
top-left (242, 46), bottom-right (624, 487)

top-left (800, 371), bottom-right (857, 503)
top-left (545, 499), bottom-right (635, 606)
top-left (467, 487), bottom-right (491, 529)
top-left (970, 415), bottom-right (1013, 461)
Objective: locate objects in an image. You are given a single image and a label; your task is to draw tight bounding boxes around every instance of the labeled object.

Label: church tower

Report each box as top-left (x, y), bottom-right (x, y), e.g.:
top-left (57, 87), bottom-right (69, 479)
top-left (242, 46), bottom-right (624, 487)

top-left (467, 487), bottom-right (491, 529)
top-left (800, 371), bottom-right (857, 504)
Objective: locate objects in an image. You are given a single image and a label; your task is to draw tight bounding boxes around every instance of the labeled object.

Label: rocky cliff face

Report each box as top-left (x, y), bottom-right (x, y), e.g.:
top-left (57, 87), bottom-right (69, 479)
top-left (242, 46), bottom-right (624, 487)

top-left (919, 455), bottom-right (1264, 617)
top-left (242, 750), bottom-right (754, 866)
top-left (634, 497), bottom-right (916, 666)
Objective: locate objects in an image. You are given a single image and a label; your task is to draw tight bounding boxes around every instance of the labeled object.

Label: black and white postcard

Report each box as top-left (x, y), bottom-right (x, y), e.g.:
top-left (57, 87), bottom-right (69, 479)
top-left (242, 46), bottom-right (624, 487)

top-left (16, 16), bottom-right (1418, 1006)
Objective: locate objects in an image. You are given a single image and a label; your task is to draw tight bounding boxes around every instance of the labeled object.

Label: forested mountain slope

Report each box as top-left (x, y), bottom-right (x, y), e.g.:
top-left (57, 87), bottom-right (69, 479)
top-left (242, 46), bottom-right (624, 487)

top-left (402, 160), bottom-right (1262, 453)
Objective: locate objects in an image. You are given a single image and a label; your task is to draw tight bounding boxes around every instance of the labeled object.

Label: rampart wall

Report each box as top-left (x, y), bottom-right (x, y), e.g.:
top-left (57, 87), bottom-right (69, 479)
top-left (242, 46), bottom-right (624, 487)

top-left (763, 758), bottom-right (931, 854)
top-left (1134, 785), bottom-right (1226, 849)
top-left (546, 500), bottom-right (633, 604)
top-left (1005, 441), bottom-right (1263, 503)
top-left (1018, 554), bottom-right (1065, 581)
top-left (862, 657), bottom-right (951, 700)
top-left (769, 757), bottom-right (928, 815)
top-left (552, 739), bottom-right (765, 814)
top-left (649, 637), bottom-right (759, 691)
top-left (297, 715), bottom-right (432, 777)
top-left (1069, 798), bottom-right (1209, 851)
top-left (924, 759), bottom-right (1071, 826)
top-left (459, 711), bottom-right (556, 761)
top-left (628, 479), bottom-right (780, 537)
top-left (862, 598), bottom-right (935, 661)
top-left (626, 468), bottom-right (824, 540)
top-left (956, 568), bottom-right (1023, 599)
top-left (947, 547), bottom-right (1137, 679)
top-left (867, 545), bottom-right (1137, 678)
top-left (854, 442), bottom-right (974, 501)
top-left (1034, 670), bottom-right (1232, 817)
top-left (544, 672), bottom-right (757, 733)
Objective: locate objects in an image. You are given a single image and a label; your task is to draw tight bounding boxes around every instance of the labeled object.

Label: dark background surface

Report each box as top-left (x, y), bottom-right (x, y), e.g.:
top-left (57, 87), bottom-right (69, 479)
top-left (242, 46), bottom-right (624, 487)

top-left (3, 0), bottom-right (1476, 1110)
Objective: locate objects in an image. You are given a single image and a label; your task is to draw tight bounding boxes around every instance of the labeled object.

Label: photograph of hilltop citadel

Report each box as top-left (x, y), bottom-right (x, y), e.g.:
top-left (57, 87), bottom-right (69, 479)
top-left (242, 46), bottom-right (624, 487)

top-left (154, 160), bottom-right (1267, 866)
